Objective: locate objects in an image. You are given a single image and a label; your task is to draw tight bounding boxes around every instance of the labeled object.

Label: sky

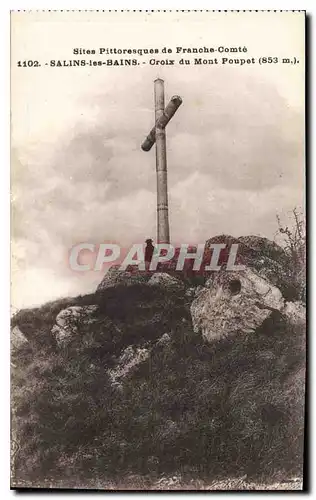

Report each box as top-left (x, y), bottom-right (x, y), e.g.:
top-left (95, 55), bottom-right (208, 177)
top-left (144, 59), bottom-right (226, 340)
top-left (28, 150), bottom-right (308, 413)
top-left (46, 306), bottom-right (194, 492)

top-left (11, 11), bottom-right (305, 309)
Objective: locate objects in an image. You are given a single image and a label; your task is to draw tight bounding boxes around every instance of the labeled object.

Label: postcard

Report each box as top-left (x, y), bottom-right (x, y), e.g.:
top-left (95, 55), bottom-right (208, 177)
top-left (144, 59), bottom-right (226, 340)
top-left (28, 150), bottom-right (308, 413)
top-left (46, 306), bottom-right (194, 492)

top-left (11, 10), bottom-right (306, 490)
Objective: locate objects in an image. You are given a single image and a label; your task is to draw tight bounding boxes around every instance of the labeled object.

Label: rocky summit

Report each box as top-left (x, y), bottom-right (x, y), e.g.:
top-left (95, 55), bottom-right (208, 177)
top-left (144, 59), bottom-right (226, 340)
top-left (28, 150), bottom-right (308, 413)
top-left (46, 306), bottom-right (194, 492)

top-left (11, 234), bottom-right (305, 489)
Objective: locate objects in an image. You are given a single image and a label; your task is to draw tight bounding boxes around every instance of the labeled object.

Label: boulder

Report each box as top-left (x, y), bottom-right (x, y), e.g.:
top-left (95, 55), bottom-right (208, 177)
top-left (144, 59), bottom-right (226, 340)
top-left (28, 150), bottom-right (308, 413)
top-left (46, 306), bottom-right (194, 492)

top-left (97, 265), bottom-right (151, 291)
top-left (190, 267), bottom-right (284, 343)
top-left (205, 234), bottom-right (295, 299)
top-left (52, 305), bottom-right (98, 347)
top-left (238, 235), bottom-right (286, 262)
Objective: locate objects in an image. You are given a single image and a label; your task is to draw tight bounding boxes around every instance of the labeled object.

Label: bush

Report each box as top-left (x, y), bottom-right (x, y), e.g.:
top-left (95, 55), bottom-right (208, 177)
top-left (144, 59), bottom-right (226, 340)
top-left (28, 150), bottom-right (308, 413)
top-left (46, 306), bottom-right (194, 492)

top-left (276, 208), bottom-right (306, 303)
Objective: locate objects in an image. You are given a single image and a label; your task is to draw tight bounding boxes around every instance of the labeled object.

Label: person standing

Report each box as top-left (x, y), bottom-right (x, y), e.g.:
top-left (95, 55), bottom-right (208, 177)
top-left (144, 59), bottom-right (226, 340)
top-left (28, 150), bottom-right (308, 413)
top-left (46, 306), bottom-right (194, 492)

top-left (145, 238), bottom-right (155, 269)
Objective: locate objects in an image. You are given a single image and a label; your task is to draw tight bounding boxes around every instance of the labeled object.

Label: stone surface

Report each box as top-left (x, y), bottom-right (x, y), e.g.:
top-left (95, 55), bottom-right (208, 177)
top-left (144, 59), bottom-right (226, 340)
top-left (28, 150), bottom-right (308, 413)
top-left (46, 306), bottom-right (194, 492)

top-left (204, 234), bottom-right (294, 299)
top-left (238, 235), bottom-right (286, 262)
top-left (191, 267), bottom-right (284, 343)
top-left (282, 301), bottom-right (306, 326)
top-left (147, 272), bottom-right (184, 290)
top-left (108, 346), bottom-right (149, 386)
top-left (11, 326), bottom-right (28, 354)
top-left (97, 265), bottom-right (151, 291)
top-left (52, 305), bottom-right (98, 347)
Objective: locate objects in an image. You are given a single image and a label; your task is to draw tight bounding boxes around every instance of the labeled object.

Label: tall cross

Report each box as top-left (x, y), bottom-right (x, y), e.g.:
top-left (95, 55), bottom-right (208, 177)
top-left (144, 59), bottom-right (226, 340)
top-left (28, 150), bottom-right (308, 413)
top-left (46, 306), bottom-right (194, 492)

top-left (141, 79), bottom-right (182, 244)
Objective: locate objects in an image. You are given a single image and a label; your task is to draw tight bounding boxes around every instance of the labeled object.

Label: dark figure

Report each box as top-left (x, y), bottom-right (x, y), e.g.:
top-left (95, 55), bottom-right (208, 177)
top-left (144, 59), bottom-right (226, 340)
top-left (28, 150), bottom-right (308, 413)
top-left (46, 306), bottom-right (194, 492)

top-left (145, 238), bottom-right (155, 263)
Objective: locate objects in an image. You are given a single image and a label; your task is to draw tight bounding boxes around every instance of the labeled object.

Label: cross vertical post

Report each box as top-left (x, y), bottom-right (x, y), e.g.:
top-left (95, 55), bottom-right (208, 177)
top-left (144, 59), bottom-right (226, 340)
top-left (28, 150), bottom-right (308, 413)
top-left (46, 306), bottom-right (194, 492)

top-left (155, 78), bottom-right (170, 244)
top-left (141, 80), bottom-right (182, 245)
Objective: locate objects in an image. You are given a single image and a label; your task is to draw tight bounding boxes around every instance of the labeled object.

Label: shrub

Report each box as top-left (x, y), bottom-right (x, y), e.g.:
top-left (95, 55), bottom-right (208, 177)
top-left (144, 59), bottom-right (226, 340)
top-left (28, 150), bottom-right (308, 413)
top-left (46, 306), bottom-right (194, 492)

top-left (276, 208), bottom-right (306, 303)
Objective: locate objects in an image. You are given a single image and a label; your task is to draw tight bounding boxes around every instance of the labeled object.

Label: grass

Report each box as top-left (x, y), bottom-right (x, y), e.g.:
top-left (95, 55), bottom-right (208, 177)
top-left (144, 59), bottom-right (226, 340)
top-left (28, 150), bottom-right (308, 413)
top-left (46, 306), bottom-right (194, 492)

top-left (11, 282), bottom-right (305, 488)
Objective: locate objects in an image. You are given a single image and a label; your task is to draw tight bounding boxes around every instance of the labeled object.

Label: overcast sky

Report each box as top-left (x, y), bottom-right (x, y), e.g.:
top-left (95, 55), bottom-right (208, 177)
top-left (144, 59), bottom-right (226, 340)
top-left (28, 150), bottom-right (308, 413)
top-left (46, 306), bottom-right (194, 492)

top-left (11, 11), bottom-right (305, 309)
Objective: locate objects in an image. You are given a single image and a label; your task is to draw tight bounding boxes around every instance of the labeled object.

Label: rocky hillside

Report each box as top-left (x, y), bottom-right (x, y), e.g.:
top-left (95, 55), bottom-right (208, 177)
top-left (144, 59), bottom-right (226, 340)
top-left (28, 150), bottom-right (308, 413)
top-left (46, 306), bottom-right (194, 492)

top-left (11, 235), bottom-right (306, 490)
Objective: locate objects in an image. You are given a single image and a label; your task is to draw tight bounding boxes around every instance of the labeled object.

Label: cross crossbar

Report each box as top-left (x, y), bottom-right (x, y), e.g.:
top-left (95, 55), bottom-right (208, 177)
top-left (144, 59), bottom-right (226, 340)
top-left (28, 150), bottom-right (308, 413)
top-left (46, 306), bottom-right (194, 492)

top-left (141, 79), bottom-right (182, 244)
top-left (141, 95), bottom-right (182, 151)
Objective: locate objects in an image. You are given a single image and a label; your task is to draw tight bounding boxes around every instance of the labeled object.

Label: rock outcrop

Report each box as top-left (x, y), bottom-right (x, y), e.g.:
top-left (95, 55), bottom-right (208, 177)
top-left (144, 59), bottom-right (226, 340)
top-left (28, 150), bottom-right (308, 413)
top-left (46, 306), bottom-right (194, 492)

top-left (11, 326), bottom-right (28, 354)
top-left (52, 305), bottom-right (98, 347)
top-left (282, 301), bottom-right (306, 327)
top-left (190, 267), bottom-right (285, 342)
top-left (93, 234), bottom-right (305, 347)
top-left (97, 265), bottom-right (151, 291)
top-left (108, 345), bottom-right (150, 388)
top-left (11, 234), bottom-right (305, 486)
top-left (205, 234), bottom-right (293, 298)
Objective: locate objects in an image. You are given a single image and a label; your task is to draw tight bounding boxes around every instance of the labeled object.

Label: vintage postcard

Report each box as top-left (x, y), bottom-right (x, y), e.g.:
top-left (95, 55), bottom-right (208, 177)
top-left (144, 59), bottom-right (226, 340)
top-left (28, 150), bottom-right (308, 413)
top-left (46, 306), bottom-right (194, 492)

top-left (11, 10), bottom-right (306, 490)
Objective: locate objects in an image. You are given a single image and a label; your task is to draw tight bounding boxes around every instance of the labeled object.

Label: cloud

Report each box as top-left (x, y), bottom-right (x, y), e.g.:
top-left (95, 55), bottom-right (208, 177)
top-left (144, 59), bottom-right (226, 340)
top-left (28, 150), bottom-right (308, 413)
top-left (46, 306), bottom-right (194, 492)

top-left (11, 70), bottom-right (304, 308)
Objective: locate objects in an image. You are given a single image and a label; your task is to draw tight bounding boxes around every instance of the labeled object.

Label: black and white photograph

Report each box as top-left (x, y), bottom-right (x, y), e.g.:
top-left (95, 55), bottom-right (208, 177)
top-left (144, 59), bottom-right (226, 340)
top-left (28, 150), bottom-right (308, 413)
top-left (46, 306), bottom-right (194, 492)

top-left (10, 10), bottom-right (306, 490)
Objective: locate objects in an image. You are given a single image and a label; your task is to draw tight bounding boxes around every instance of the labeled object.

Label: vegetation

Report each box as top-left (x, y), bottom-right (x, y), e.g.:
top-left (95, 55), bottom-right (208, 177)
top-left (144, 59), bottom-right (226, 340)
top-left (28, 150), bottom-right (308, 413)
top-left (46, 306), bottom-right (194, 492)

top-left (11, 279), bottom-right (305, 488)
top-left (276, 208), bottom-right (306, 303)
top-left (11, 218), bottom-right (306, 488)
